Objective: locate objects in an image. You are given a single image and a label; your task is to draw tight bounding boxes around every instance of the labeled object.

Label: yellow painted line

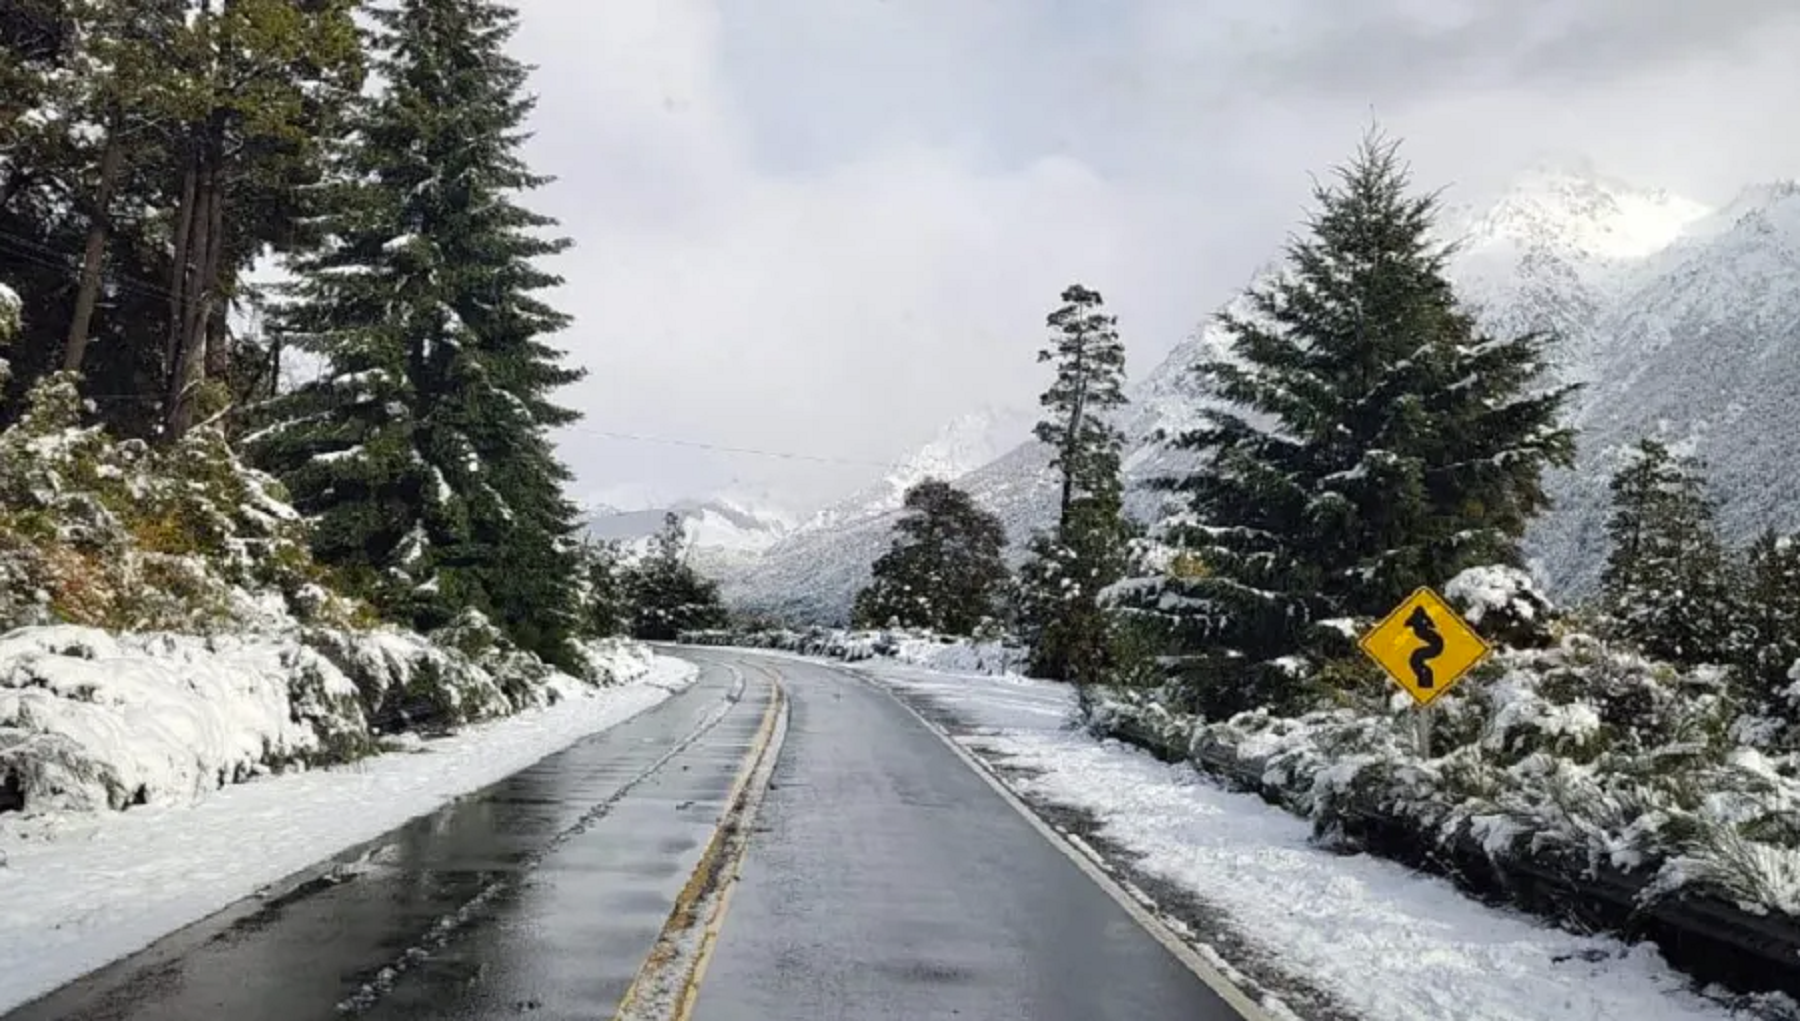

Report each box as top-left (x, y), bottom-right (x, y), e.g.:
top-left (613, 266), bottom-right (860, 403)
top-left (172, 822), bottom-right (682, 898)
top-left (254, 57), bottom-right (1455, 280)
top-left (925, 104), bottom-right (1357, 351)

top-left (611, 663), bottom-right (787, 1021)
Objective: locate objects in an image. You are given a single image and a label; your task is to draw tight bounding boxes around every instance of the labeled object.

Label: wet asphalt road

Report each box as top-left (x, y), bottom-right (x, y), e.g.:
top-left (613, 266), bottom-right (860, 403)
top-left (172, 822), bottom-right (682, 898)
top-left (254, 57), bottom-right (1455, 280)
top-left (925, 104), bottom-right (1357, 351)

top-left (8, 649), bottom-right (1250, 1021)
top-left (683, 650), bottom-right (1246, 1021)
top-left (5, 659), bottom-right (773, 1021)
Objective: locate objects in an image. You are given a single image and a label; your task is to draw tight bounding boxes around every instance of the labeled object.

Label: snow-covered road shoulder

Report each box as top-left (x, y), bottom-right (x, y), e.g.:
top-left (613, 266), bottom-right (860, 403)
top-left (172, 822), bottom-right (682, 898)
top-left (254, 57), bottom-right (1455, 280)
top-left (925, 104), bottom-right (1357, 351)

top-left (847, 659), bottom-right (1780, 1021)
top-left (0, 653), bottom-right (698, 1014)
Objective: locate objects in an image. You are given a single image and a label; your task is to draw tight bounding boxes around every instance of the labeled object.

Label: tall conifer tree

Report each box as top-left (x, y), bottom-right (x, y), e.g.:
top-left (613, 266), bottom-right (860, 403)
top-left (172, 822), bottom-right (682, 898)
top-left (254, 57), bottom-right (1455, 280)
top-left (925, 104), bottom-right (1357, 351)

top-left (853, 479), bottom-right (1009, 636)
top-left (1600, 439), bottom-right (1734, 664)
top-left (250, 0), bottom-right (586, 665)
top-left (1017, 284), bottom-right (1131, 683)
top-left (1117, 131), bottom-right (1576, 717)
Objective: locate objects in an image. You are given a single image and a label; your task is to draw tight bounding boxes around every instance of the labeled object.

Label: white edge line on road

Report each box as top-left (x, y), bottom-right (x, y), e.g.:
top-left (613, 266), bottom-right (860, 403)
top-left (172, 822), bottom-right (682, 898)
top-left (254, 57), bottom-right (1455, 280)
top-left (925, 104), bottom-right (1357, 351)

top-left (813, 658), bottom-right (1280, 1021)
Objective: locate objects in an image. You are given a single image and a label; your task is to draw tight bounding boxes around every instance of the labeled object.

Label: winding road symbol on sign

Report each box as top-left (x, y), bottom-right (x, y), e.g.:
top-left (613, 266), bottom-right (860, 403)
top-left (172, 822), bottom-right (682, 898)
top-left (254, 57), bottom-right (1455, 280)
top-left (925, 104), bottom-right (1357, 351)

top-left (1403, 605), bottom-right (1445, 689)
top-left (1357, 587), bottom-right (1491, 707)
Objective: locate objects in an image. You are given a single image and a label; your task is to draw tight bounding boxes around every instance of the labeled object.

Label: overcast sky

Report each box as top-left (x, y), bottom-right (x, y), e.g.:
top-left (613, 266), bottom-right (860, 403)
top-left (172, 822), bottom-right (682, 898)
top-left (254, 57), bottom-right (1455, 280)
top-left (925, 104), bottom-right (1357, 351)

top-left (510, 0), bottom-right (1800, 515)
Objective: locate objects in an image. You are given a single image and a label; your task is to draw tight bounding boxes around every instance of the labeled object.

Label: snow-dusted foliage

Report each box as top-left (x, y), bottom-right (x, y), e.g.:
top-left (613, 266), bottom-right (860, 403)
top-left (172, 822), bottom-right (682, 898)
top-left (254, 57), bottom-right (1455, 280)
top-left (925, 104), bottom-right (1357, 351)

top-left (0, 375), bottom-right (656, 816)
top-left (1090, 582), bottom-right (1800, 919)
top-left (0, 373), bottom-right (355, 633)
top-left (679, 626), bottom-right (1031, 678)
top-left (0, 282), bottom-right (18, 386)
top-left (1442, 564), bottom-right (1558, 648)
top-left (0, 620), bottom-right (659, 816)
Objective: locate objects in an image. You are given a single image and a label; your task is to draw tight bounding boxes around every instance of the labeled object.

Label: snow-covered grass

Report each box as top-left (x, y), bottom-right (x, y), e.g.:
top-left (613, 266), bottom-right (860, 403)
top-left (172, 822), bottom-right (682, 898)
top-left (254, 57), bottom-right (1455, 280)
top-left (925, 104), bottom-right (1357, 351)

top-left (853, 659), bottom-right (1787, 1021)
top-left (0, 653), bottom-right (696, 1013)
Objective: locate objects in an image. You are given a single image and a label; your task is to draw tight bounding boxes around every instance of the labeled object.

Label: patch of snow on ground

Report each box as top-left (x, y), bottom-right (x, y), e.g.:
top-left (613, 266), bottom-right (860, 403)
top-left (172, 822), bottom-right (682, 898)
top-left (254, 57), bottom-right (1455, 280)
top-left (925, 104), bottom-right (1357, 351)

top-left (0, 654), bottom-right (697, 1013)
top-left (0, 628), bottom-right (338, 813)
top-left (855, 659), bottom-right (1764, 1021)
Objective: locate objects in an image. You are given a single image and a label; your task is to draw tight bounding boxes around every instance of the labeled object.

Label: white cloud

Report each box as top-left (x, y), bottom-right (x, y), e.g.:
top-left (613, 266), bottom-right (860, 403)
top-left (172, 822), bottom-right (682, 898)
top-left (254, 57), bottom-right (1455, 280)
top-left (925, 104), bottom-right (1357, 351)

top-left (509, 0), bottom-right (1800, 513)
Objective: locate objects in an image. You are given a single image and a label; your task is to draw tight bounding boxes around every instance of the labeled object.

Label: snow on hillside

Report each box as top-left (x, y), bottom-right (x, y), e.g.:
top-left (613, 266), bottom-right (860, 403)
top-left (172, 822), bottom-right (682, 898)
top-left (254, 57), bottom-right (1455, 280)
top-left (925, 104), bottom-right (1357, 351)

top-left (1528, 178), bottom-right (1800, 595)
top-left (719, 161), bottom-right (1800, 619)
top-left (794, 405), bottom-right (1039, 536)
top-left (584, 496), bottom-right (796, 562)
top-left (714, 406), bottom-right (1040, 623)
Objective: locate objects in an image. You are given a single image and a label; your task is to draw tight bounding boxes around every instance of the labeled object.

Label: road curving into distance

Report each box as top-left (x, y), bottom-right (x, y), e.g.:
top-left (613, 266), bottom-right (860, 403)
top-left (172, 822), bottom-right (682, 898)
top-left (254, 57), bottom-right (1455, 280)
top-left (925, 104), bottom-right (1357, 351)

top-left (4, 648), bottom-right (1260, 1021)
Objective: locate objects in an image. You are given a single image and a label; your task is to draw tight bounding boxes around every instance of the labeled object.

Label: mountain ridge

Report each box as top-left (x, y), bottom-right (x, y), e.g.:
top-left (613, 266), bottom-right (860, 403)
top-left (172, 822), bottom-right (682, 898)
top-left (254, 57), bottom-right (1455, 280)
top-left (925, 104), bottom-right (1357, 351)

top-left (711, 162), bottom-right (1800, 623)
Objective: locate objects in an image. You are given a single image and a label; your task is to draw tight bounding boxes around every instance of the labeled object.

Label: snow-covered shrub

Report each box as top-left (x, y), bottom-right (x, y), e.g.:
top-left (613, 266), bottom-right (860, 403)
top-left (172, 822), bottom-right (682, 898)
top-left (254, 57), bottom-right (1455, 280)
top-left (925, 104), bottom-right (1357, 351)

top-left (1092, 628), bottom-right (1800, 917)
top-left (0, 626), bottom-right (364, 812)
top-left (427, 608), bottom-right (557, 708)
top-left (0, 373), bottom-right (367, 633)
top-left (298, 625), bottom-right (515, 736)
top-left (577, 636), bottom-right (656, 687)
top-left (0, 282), bottom-right (17, 387)
top-left (1444, 564), bottom-right (1557, 649)
top-left (0, 617), bottom-right (656, 815)
top-left (676, 625), bottom-right (1031, 676)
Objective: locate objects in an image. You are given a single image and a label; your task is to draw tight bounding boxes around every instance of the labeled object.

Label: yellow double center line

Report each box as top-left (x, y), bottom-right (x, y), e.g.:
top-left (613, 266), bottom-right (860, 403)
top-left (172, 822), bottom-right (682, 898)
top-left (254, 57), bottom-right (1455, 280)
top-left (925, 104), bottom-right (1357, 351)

top-left (611, 663), bottom-right (789, 1021)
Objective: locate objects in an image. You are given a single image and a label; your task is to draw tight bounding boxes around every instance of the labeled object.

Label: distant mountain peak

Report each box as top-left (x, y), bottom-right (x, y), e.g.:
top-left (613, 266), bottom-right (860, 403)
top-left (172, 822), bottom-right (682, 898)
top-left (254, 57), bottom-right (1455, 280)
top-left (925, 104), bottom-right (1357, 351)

top-left (892, 404), bottom-right (1037, 486)
top-left (1448, 161), bottom-right (1711, 265)
top-left (788, 403), bottom-right (1039, 537)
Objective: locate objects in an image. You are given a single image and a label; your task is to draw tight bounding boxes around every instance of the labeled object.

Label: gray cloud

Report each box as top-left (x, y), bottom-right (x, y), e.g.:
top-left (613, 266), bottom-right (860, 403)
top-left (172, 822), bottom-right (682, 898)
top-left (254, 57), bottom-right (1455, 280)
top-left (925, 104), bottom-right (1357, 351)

top-left (506, 0), bottom-right (1800, 514)
top-left (1135, 0), bottom-right (1800, 104)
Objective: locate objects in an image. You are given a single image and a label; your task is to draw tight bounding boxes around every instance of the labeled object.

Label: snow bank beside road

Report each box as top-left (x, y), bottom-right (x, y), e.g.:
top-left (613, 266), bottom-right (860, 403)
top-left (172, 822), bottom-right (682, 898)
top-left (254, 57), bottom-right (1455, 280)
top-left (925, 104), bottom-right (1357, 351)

top-left (854, 660), bottom-right (1776, 1021)
top-left (0, 625), bottom-right (658, 816)
top-left (0, 653), bottom-right (696, 1013)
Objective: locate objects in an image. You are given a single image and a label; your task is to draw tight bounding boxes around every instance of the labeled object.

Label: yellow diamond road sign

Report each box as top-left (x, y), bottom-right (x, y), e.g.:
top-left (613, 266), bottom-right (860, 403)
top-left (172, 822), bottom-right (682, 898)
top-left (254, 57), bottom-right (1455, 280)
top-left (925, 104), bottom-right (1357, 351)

top-left (1357, 586), bottom-right (1491, 707)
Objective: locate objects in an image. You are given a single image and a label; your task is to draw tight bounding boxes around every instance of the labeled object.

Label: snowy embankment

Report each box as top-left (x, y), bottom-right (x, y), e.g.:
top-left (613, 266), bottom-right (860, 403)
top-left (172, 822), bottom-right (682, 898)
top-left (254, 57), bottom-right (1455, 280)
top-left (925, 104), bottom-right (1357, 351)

top-left (0, 647), bottom-right (696, 1013)
top-left (0, 624), bottom-right (658, 814)
top-left (679, 624), bottom-right (1030, 677)
top-left (854, 660), bottom-right (1787, 1021)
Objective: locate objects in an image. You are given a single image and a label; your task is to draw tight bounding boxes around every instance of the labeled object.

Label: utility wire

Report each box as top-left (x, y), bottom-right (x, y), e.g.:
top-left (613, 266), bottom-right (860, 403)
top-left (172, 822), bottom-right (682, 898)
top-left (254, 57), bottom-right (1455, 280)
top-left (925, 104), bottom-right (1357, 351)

top-left (557, 424), bottom-right (908, 471)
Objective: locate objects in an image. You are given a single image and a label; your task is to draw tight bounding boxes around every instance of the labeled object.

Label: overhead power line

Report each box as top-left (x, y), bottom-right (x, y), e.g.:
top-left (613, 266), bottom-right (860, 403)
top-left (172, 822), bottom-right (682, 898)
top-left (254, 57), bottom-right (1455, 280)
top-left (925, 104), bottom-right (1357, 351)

top-left (559, 424), bottom-right (908, 471)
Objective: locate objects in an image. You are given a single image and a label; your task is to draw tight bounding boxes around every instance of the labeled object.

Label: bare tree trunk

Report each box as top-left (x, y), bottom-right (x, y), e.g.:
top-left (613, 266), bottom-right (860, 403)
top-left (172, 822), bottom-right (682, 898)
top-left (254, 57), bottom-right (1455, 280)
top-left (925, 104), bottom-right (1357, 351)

top-left (203, 301), bottom-right (229, 381)
top-left (164, 154), bottom-right (198, 385)
top-left (63, 128), bottom-right (125, 372)
top-left (164, 156), bottom-right (221, 439)
top-left (1058, 340), bottom-right (1090, 532)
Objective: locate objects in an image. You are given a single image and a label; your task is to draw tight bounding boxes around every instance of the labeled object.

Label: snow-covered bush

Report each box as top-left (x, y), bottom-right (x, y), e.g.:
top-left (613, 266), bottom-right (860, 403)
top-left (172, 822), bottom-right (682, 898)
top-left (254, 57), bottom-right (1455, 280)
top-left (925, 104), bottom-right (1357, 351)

top-left (0, 375), bottom-right (662, 817)
top-left (0, 373), bottom-right (365, 633)
top-left (678, 625), bottom-right (1031, 677)
top-left (1443, 564), bottom-right (1558, 649)
top-left (0, 618), bottom-right (660, 815)
top-left (0, 282), bottom-right (17, 387)
top-left (1094, 627), bottom-right (1800, 917)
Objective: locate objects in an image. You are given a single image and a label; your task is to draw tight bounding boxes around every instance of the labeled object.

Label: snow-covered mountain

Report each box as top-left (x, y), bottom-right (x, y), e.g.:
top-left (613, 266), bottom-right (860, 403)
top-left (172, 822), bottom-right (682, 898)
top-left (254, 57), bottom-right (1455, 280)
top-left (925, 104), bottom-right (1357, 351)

top-left (584, 495), bottom-right (796, 568)
top-left (714, 406), bottom-right (1037, 622)
top-left (715, 162), bottom-right (1800, 622)
top-left (793, 406), bottom-right (1039, 536)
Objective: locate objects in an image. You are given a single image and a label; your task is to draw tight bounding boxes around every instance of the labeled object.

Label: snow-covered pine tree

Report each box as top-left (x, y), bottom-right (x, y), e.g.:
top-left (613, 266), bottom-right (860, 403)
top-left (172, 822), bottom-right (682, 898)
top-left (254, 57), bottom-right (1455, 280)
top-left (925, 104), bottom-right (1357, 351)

top-left (852, 478), bottom-right (1009, 636)
top-left (1114, 131), bottom-right (1576, 719)
top-left (627, 512), bottom-right (727, 640)
top-left (1017, 284), bottom-right (1131, 684)
top-left (1731, 528), bottom-right (1800, 697)
top-left (248, 0), bottom-right (586, 666)
top-left (573, 535), bottom-right (631, 639)
top-left (1600, 438), bottom-right (1735, 665)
